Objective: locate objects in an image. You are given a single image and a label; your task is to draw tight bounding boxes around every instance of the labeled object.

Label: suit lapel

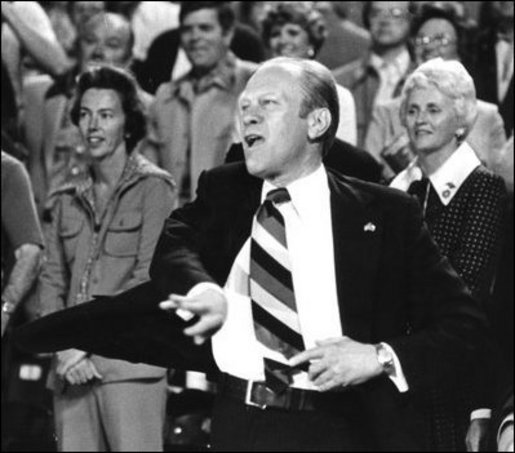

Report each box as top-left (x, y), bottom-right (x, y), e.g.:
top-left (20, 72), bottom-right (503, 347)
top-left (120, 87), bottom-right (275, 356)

top-left (227, 169), bottom-right (262, 261)
top-left (329, 173), bottom-right (383, 341)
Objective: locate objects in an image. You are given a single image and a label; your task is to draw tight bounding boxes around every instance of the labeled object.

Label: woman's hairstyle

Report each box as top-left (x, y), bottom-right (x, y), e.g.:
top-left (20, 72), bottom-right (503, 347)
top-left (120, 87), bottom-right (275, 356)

top-left (70, 65), bottom-right (146, 153)
top-left (261, 2), bottom-right (327, 55)
top-left (400, 58), bottom-right (478, 138)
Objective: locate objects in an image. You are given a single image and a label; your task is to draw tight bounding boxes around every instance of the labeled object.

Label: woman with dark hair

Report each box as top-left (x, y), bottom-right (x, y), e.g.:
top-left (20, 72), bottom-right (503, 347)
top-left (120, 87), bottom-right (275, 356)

top-left (260, 2), bottom-right (357, 145)
top-left (37, 65), bottom-right (176, 451)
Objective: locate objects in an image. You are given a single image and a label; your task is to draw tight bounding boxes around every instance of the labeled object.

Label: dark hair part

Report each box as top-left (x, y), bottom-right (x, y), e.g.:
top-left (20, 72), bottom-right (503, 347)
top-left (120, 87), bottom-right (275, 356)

top-left (70, 65), bottom-right (146, 153)
top-left (179, 2), bottom-right (235, 33)
top-left (261, 2), bottom-right (327, 54)
top-left (362, 1), bottom-right (416, 29)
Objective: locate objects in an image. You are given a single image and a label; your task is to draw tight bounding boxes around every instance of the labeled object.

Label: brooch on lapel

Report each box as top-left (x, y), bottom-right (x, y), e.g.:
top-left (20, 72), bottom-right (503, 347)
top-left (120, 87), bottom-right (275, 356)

top-left (363, 222), bottom-right (376, 233)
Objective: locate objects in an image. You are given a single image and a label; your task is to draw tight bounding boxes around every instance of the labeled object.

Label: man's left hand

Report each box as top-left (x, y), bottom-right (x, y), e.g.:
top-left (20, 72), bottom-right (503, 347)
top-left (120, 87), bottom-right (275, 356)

top-left (465, 418), bottom-right (490, 452)
top-left (289, 336), bottom-right (382, 391)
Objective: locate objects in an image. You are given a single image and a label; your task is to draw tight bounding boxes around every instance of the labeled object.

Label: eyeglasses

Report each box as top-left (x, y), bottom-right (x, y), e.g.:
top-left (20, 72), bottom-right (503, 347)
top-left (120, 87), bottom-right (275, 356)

top-left (369, 8), bottom-right (409, 21)
top-left (414, 34), bottom-right (456, 48)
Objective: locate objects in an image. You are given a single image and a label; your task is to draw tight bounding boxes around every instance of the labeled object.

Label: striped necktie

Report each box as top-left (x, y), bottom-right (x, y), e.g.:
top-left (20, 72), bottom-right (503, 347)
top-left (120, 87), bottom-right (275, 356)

top-left (249, 188), bottom-right (306, 393)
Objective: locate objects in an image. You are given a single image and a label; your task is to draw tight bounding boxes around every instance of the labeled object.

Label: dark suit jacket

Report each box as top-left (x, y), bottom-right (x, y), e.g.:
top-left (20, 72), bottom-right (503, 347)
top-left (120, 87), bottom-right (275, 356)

top-left (149, 162), bottom-right (487, 448)
top-left (225, 139), bottom-right (383, 184)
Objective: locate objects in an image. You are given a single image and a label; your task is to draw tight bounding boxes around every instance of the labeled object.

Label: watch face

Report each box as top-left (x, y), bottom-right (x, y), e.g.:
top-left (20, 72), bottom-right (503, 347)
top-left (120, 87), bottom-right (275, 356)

top-left (377, 344), bottom-right (394, 369)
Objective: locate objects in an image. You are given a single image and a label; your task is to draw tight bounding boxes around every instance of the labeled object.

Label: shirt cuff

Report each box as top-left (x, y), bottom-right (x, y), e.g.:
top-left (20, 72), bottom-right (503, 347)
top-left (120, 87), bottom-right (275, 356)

top-left (470, 409), bottom-right (492, 420)
top-left (383, 342), bottom-right (409, 393)
top-left (498, 413), bottom-right (514, 445)
top-left (178, 282), bottom-right (224, 321)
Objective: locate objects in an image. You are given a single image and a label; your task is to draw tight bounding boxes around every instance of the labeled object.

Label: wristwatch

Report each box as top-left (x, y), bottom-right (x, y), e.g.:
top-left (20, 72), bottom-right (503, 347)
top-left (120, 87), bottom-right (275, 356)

top-left (375, 342), bottom-right (395, 375)
top-left (1, 299), bottom-right (16, 315)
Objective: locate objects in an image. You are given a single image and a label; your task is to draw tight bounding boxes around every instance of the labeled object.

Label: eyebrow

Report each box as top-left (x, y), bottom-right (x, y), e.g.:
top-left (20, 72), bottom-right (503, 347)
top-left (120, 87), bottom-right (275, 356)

top-left (80, 107), bottom-right (116, 113)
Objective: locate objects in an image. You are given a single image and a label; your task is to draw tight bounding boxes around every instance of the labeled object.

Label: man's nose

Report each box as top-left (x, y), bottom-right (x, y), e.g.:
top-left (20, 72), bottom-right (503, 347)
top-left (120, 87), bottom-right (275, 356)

top-left (92, 44), bottom-right (105, 60)
top-left (189, 26), bottom-right (202, 41)
top-left (242, 108), bottom-right (263, 127)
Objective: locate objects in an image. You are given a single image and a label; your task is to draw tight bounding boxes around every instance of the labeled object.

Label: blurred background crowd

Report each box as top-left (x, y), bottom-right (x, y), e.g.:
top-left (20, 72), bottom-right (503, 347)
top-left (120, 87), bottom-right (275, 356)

top-left (1, 1), bottom-right (513, 451)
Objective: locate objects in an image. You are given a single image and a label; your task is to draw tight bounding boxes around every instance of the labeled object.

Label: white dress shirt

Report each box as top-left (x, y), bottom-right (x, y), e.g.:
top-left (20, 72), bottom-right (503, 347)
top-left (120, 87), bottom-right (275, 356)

top-left (191, 165), bottom-right (408, 392)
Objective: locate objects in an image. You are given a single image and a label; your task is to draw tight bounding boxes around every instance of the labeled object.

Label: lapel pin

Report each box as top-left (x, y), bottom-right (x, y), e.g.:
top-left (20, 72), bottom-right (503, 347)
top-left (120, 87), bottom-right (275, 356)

top-left (364, 222), bottom-right (376, 232)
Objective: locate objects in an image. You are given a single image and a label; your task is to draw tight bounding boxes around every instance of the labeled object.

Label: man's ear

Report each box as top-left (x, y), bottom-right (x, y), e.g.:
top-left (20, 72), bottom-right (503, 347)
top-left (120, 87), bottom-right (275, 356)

top-left (307, 108), bottom-right (332, 141)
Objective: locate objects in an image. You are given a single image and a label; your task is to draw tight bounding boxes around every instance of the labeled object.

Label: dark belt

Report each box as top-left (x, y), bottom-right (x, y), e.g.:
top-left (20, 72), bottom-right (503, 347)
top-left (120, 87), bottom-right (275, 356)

top-left (218, 373), bottom-right (321, 411)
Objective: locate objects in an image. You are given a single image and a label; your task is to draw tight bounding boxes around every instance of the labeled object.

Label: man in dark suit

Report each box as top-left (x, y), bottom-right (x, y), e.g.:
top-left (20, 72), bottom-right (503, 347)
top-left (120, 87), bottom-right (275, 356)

top-left (151, 57), bottom-right (487, 451)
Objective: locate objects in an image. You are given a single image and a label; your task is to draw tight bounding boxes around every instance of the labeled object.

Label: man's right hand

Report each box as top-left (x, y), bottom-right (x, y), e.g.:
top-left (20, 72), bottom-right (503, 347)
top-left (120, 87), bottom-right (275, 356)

top-left (159, 288), bottom-right (227, 345)
top-left (56, 348), bottom-right (88, 377)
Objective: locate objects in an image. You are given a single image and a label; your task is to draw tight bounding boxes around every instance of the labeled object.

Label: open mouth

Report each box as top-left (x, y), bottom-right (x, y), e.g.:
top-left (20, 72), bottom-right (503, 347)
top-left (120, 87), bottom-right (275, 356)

top-left (244, 134), bottom-right (265, 148)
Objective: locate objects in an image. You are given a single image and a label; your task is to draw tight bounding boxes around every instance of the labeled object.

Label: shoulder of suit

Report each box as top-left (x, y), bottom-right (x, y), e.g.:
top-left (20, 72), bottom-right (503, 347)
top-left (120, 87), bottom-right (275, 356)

top-left (196, 162), bottom-right (259, 201)
top-left (328, 169), bottom-right (415, 205)
top-left (203, 161), bottom-right (250, 181)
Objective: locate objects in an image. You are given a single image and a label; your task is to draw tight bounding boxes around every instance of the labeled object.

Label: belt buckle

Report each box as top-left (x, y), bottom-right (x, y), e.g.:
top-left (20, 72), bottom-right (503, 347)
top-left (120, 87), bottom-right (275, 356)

top-left (245, 380), bottom-right (267, 410)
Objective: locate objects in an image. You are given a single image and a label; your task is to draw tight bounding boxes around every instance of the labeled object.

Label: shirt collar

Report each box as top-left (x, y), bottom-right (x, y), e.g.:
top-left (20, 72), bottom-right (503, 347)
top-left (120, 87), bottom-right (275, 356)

top-left (369, 48), bottom-right (411, 76)
top-left (172, 51), bottom-right (237, 101)
top-left (428, 142), bottom-right (481, 205)
top-left (261, 164), bottom-right (329, 219)
top-left (389, 142), bottom-right (481, 205)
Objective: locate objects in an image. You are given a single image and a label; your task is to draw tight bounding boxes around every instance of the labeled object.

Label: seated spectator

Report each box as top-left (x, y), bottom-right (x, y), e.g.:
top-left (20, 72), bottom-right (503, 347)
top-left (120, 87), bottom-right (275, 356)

top-left (21, 12), bottom-right (152, 219)
top-left (260, 1), bottom-right (357, 145)
top-left (390, 58), bottom-right (507, 451)
top-left (366, 3), bottom-right (507, 180)
top-left (148, 2), bottom-right (257, 206)
top-left (334, 1), bottom-right (416, 148)
top-left (37, 65), bottom-right (175, 452)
